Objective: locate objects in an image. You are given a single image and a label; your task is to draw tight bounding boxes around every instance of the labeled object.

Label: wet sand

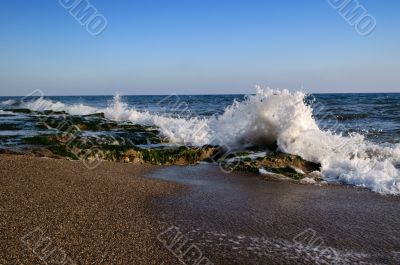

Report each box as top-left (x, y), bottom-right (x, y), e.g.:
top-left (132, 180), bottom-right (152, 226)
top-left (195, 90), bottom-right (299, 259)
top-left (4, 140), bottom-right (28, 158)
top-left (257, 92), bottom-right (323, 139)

top-left (1, 155), bottom-right (400, 265)
top-left (149, 165), bottom-right (400, 265)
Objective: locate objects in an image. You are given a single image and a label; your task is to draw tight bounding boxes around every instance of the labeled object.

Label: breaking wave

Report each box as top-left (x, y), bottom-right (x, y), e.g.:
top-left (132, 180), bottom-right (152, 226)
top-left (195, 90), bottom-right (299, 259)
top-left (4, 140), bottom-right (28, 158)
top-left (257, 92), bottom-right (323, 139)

top-left (1, 99), bottom-right (18, 106)
top-left (18, 87), bottom-right (400, 194)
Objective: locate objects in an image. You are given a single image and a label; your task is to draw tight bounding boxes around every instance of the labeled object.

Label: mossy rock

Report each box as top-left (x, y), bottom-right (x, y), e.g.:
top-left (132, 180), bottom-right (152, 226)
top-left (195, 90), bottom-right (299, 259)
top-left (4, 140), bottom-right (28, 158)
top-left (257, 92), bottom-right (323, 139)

top-left (23, 135), bottom-right (57, 146)
top-left (96, 145), bottom-right (218, 165)
top-left (261, 153), bottom-right (320, 173)
top-left (271, 166), bottom-right (303, 180)
top-left (140, 146), bottom-right (203, 165)
top-left (220, 152), bottom-right (321, 181)
top-left (48, 145), bottom-right (78, 160)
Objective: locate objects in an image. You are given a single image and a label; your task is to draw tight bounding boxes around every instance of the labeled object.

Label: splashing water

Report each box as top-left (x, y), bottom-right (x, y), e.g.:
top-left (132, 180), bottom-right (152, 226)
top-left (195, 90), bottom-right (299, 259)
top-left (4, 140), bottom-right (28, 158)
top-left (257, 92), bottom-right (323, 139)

top-left (16, 87), bottom-right (400, 194)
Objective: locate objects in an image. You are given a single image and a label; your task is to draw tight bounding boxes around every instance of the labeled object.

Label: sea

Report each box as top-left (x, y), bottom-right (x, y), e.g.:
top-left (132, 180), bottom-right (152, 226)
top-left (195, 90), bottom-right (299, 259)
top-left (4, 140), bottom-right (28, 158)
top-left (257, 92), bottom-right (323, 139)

top-left (1, 88), bottom-right (400, 194)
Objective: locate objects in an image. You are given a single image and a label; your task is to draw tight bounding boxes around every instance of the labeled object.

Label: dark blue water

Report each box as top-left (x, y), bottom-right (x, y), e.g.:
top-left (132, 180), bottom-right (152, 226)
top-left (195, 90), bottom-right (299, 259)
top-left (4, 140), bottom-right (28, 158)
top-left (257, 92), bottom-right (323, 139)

top-left (311, 93), bottom-right (400, 144)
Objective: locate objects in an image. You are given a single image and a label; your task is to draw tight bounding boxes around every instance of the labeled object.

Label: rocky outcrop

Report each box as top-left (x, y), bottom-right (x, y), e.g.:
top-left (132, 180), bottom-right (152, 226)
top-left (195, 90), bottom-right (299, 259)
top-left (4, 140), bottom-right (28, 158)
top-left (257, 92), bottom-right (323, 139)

top-left (9, 110), bottom-right (324, 183)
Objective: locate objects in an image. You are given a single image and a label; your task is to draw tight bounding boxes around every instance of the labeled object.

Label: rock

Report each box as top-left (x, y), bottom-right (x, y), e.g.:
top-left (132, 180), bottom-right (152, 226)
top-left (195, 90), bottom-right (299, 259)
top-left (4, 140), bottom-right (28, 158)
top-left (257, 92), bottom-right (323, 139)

top-left (23, 135), bottom-right (56, 146)
top-left (9, 108), bottom-right (32, 114)
top-left (305, 171), bottom-right (324, 181)
top-left (123, 149), bottom-right (144, 164)
top-left (299, 177), bottom-right (317, 184)
top-left (220, 152), bottom-right (321, 181)
top-left (82, 113), bottom-right (105, 118)
top-left (259, 168), bottom-right (292, 181)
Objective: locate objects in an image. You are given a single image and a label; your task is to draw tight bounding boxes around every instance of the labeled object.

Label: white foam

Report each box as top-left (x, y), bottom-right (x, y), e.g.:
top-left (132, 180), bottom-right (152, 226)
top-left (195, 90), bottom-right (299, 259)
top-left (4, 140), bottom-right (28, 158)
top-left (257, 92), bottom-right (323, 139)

top-left (23, 97), bottom-right (98, 115)
top-left (1, 99), bottom-right (17, 106)
top-left (259, 168), bottom-right (288, 179)
top-left (210, 88), bottom-right (400, 194)
top-left (0, 110), bottom-right (13, 115)
top-left (17, 88), bottom-right (400, 194)
top-left (299, 177), bottom-right (317, 184)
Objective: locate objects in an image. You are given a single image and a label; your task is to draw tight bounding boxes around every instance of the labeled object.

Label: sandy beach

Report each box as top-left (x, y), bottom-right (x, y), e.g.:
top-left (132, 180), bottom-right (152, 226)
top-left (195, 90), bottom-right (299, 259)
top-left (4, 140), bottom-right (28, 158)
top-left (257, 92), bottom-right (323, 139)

top-left (1, 155), bottom-right (400, 265)
top-left (0, 155), bottom-right (181, 265)
top-left (1, 0), bottom-right (399, 264)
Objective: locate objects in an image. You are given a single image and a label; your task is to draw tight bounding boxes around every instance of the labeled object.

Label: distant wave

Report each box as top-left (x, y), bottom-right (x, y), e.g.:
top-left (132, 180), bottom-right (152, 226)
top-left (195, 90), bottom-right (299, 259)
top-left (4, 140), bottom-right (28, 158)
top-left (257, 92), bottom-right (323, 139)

top-left (1, 99), bottom-right (19, 106)
top-left (17, 87), bottom-right (400, 194)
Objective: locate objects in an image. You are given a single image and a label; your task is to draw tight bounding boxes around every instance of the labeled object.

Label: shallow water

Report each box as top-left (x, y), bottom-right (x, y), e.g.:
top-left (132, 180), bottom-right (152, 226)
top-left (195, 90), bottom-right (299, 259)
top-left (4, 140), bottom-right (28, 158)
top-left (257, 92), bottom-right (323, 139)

top-left (149, 164), bottom-right (400, 265)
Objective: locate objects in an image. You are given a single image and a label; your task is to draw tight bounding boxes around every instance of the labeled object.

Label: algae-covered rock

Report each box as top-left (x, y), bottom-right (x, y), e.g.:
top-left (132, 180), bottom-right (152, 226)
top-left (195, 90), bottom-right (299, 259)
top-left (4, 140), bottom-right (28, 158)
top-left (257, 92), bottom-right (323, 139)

top-left (99, 145), bottom-right (219, 165)
top-left (23, 135), bottom-right (56, 146)
top-left (22, 135), bottom-right (78, 159)
top-left (220, 152), bottom-right (321, 181)
top-left (24, 133), bottom-right (219, 166)
top-left (32, 112), bottom-right (164, 146)
top-left (260, 153), bottom-right (320, 173)
top-left (123, 149), bottom-right (144, 163)
top-left (139, 146), bottom-right (218, 165)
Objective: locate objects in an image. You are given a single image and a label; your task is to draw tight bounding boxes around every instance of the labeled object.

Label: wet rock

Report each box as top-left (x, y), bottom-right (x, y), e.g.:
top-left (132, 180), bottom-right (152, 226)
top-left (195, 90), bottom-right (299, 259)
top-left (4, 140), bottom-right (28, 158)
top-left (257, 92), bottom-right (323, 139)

top-left (100, 145), bottom-right (219, 165)
top-left (260, 153), bottom-right (320, 173)
top-left (21, 133), bottom-right (219, 166)
top-left (220, 152), bottom-right (321, 181)
top-left (259, 168), bottom-right (293, 181)
top-left (23, 135), bottom-right (56, 146)
top-left (42, 110), bottom-right (67, 115)
top-left (82, 112), bottom-right (105, 118)
top-left (299, 177), bottom-right (317, 184)
top-left (22, 135), bottom-right (78, 159)
top-left (9, 108), bottom-right (32, 114)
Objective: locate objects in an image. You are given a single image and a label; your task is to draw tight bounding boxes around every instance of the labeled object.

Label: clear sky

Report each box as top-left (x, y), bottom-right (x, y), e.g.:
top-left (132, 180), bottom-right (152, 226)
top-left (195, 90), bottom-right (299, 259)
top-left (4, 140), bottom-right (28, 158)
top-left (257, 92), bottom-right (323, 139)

top-left (0, 0), bottom-right (399, 95)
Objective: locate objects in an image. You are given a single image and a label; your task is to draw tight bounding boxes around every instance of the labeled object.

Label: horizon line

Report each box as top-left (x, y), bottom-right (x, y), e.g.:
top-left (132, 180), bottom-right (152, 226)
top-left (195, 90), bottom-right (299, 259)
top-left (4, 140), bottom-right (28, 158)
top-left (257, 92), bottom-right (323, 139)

top-left (1, 91), bottom-right (400, 97)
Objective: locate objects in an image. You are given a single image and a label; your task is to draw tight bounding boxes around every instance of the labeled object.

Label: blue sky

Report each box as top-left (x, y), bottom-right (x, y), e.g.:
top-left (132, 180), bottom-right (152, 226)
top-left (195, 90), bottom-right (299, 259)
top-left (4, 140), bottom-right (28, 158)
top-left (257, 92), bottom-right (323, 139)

top-left (0, 0), bottom-right (399, 95)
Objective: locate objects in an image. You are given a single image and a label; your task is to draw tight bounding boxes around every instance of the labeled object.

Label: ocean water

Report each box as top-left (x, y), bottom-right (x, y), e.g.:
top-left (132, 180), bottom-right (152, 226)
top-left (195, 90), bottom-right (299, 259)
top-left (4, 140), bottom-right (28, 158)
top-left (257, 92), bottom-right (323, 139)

top-left (1, 88), bottom-right (400, 194)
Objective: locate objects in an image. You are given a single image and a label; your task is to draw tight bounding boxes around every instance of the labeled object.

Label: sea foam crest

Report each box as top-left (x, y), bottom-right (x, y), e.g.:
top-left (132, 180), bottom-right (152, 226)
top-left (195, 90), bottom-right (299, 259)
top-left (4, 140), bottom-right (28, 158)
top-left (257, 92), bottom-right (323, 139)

top-left (1, 99), bottom-right (18, 106)
top-left (18, 88), bottom-right (400, 194)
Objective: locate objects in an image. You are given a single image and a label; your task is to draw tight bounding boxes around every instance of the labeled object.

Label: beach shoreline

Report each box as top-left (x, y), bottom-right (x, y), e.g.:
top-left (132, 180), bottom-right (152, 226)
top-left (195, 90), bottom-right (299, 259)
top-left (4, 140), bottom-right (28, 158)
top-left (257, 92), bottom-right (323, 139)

top-left (1, 154), bottom-right (400, 264)
top-left (0, 154), bottom-right (182, 265)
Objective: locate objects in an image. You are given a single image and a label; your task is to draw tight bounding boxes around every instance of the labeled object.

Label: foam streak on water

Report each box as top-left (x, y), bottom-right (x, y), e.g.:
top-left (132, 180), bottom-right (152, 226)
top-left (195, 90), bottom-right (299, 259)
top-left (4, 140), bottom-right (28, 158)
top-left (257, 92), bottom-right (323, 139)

top-left (4, 88), bottom-right (400, 194)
